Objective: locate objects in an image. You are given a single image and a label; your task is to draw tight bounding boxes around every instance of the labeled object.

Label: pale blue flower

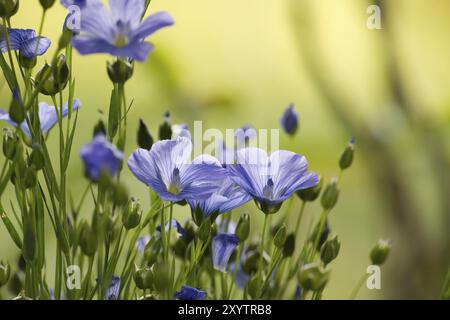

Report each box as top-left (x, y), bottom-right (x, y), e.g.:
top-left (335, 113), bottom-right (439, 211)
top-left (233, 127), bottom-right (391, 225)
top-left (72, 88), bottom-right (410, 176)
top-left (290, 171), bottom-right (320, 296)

top-left (174, 285), bottom-right (207, 300)
top-left (212, 233), bottom-right (239, 273)
top-left (0, 28), bottom-right (51, 59)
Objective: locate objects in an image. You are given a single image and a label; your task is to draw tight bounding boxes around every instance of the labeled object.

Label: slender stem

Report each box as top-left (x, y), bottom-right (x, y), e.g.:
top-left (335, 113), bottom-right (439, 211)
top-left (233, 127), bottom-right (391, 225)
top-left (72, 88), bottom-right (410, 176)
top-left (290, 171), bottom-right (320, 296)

top-left (227, 244), bottom-right (243, 299)
top-left (258, 214), bottom-right (269, 272)
top-left (309, 209), bottom-right (329, 261)
top-left (349, 271), bottom-right (368, 300)
top-left (294, 200), bottom-right (306, 236)
top-left (2, 18), bottom-right (19, 89)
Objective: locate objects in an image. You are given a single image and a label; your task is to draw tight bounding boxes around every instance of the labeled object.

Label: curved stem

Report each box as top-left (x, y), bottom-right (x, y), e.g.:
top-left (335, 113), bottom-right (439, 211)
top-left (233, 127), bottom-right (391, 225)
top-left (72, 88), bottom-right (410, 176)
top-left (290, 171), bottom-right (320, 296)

top-left (349, 272), bottom-right (368, 300)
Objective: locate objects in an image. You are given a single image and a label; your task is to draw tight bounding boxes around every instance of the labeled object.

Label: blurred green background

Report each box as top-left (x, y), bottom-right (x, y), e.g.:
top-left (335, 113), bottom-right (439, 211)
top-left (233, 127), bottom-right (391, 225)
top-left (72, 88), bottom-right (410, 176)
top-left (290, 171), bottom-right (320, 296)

top-left (1, 0), bottom-right (449, 299)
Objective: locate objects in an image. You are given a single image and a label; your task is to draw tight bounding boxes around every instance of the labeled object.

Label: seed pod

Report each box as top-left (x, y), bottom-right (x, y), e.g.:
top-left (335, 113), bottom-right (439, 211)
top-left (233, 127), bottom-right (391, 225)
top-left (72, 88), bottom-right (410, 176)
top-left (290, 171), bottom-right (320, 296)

top-left (3, 128), bottom-right (18, 160)
top-left (107, 59), bottom-right (134, 84)
top-left (0, 0), bottom-right (19, 18)
top-left (137, 119), bottom-right (153, 150)
top-left (370, 239), bottom-right (391, 266)
top-left (282, 233), bottom-right (296, 257)
top-left (28, 145), bottom-right (45, 170)
top-left (53, 54), bottom-right (70, 90)
top-left (133, 266), bottom-right (154, 290)
top-left (122, 199), bottom-right (142, 230)
top-left (9, 91), bottom-right (25, 124)
top-left (297, 263), bottom-right (329, 292)
top-left (39, 0), bottom-right (56, 10)
top-left (23, 166), bottom-right (37, 189)
top-left (339, 138), bottom-right (355, 170)
top-left (79, 221), bottom-right (98, 257)
top-left (320, 234), bottom-right (341, 265)
top-left (158, 112), bottom-right (172, 140)
top-left (321, 178), bottom-right (340, 210)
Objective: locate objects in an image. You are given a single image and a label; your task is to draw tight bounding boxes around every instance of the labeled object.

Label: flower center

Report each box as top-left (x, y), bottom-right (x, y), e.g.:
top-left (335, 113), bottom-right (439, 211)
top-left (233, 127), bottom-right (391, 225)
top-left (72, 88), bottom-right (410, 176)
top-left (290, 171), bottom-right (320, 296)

top-left (262, 178), bottom-right (274, 199)
top-left (114, 20), bottom-right (130, 47)
top-left (168, 168), bottom-right (182, 195)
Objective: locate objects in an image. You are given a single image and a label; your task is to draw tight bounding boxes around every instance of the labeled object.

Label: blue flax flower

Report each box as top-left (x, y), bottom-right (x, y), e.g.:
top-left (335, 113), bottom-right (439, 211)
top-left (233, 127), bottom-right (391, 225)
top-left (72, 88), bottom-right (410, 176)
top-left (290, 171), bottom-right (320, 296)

top-left (229, 148), bottom-right (318, 214)
top-left (280, 104), bottom-right (298, 135)
top-left (235, 124), bottom-right (257, 147)
top-left (212, 233), bottom-right (240, 273)
top-left (71, 0), bottom-right (174, 61)
top-left (0, 99), bottom-right (81, 137)
top-left (156, 219), bottom-right (188, 239)
top-left (60, 0), bottom-right (101, 8)
top-left (0, 29), bottom-right (50, 59)
top-left (106, 276), bottom-right (121, 300)
top-left (188, 175), bottom-right (252, 217)
top-left (80, 134), bottom-right (123, 181)
top-left (128, 136), bottom-right (226, 202)
top-left (174, 285), bottom-right (207, 300)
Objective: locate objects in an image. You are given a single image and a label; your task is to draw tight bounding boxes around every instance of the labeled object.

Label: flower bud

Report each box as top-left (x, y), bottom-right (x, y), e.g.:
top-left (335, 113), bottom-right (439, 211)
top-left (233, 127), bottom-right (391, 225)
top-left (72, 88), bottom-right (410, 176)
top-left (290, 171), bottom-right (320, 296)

top-left (39, 0), bottom-right (56, 10)
top-left (79, 221), bottom-right (98, 257)
top-left (370, 239), bottom-right (391, 266)
top-left (28, 144), bottom-right (45, 171)
top-left (235, 213), bottom-right (250, 241)
top-left (23, 166), bottom-right (37, 189)
top-left (282, 233), bottom-right (296, 257)
top-left (274, 224), bottom-right (287, 249)
top-left (53, 54), bottom-right (70, 90)
top-left (242, 250), bottom-right (260, 275)
top-left (93, 120), bottom-right (107, 137)
top-left (158, 112), bottom-right (172, 140)
top-left (18, 53), bottom-right (37, 69)
top-left (297, 176), bottom-right (323, 202)
top-left (3, 128), bottom-right (18, 160)
top-left (321, 178), bottom-right (339, 210)
top-left (339, 138), bottom-right (355, 170)
top-left (122, 199), bottom-right (142, 230)
top-left (0, 261), bottom-right (10, 287)
top-left (320, 234), bottom-right (340, 265)
top-left (297, 263), bottom-right (329, 292)
top-left (107, 59), bottom-right (134, 84)
top-left (0, 0), bottom-right (19, 18)
top-left (9, 91), bottom-right (25, 124)
top-left (137, 119), bottom-right (153, 150)
top-left (133, 266), bottom-right (153, 290)
top-left (33, 64), bottom-right (60, 96)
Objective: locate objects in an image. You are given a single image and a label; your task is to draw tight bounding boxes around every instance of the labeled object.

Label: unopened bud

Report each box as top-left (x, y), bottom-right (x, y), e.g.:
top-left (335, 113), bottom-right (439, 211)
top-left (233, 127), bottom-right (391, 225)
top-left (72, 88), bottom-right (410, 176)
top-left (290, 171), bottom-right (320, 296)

top-left (122, 199), bottom-right (142, 230)
top-left (79, 221), bottom-right (98, 257)
top-left (339, 138), bottom-right (355, 170)
top-left (133, 266), bottom-right (153, 290)
top-left (23, 166), bottom-right (37, 189)
top-left (137, 119), bottom-right (153, 150)
top-left (39, 0), bottom-right (56, 10)
top-left (9, 90), bottom-right (25, 124)
top-left (3, 128), bottom-right (18, 160)
top-left (0, 0), bottom-right (18, 18)
top-left (107, 59), bottom-right (134, 84)
top-left (282, 233), bottom-right (296, 257)
top-left (158, 112), bottom-right (172, 140)
top-left (28, 145), bottom-right (45, 170)
top-left (297, 263), bottom-right (329, 292)
top-left (320, 234), bottom-right (340, 265)
top-left (370, 239), bottom-right (391, 266)
top-left (93, 120), bottom-right (107, 137)
top-left (321, 179), bottom-right (339, 210)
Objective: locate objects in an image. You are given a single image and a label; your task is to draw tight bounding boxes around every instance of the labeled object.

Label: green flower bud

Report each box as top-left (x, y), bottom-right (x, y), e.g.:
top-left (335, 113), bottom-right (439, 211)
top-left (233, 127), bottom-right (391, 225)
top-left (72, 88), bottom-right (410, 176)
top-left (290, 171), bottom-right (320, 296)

top-left (274, 224), bottom-right (287, 249)
top-left (297, 176), bottom-right (323, 202)
top-left (370, 239), bottom-right (391, 266)
top-left (297, 263), bottom-right (329, 292)
top-left (28, 144), bottom-right (45, 171)
top-left (0, 0), bottom-right (18, 18)
top-left (39, 0), bottom-right (56, 10)
top-left (33, 64), bottom-right (58, 96)
top-left (282, 233), bottom-right (296, 257)
top-left (122, 199), bottom-right (142, 230)
top-left (197, 220), bottom-right (211, 242)
top-left (137, 118), bottom-right (153, 150)
top-left (235, 213), bottom-right (250, 242)
top-left (133, 266), bottom-right (153, 290)
top-left (79, 221), bottom-right (98, 257)
top-left (107, 59), bottom-right (134, 84)
top-left (23, 166), bottom-right (37, 189)
top-left (9, 92), bottom-right (25, 124)
top-left (3, 128), bottom-right (18, 160)
top-left (158, 112), bottom-right (172, 140)
top-left (339, 138), bottom-right (355, 170)
top-left (93, 120), bottom-right (107, 137)
top-left (320, 234), bottom-right (340, 265)
top-left (0, 261), bottom-right (10, 287)
top-left (18, 53), bottom-right (37, 69)
top-left (53, 54), bottom-right (70, 89)
top-left (321, 178), bottom-right (340, 210)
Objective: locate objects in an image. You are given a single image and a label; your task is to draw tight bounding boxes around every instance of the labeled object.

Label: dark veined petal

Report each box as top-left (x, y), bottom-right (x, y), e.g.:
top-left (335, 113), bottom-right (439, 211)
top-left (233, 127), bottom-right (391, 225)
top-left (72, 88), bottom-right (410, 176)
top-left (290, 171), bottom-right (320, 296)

top-left (174, 285), bottom-right (207, 300)
top-left (80, 134), bottom-right (123, 181)
top-left (130, 11), bottom-right (175, 41)
top-left (0, 29), bottom-right (36, 53)
top-left (39, 99), bottom-right (81, 134)
top-left (106, 276), bottom-right (121, 300)
top-left (19, 36), bottom-right (51, 58)
top-left (188, 193), bottom-right (229, 217)
top-left (109, 0), bottom-right (145, 27)
top-left (212, 233), bottom-right (240, 273)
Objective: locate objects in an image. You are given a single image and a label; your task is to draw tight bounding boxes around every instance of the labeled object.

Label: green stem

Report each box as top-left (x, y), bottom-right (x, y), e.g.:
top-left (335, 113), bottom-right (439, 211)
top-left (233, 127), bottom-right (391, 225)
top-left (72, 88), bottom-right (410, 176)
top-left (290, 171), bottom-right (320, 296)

top-left (258, 214), bottom-right (269, 272)
top-left (349, 271), bottom-right (368, 300)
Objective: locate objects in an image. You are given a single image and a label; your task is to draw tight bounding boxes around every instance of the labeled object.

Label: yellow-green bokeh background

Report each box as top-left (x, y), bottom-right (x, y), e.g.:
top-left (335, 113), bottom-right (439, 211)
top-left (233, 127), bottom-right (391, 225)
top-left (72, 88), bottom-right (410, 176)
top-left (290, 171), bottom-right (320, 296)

top-left (1, 0), bottom-right (449, 299)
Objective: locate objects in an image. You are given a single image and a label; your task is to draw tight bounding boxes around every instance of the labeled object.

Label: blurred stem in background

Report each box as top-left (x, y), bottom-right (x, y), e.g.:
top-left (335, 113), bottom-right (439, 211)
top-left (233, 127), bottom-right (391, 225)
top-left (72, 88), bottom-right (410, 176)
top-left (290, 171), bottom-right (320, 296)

top-left (288, 0), bottom-right (449, 298)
